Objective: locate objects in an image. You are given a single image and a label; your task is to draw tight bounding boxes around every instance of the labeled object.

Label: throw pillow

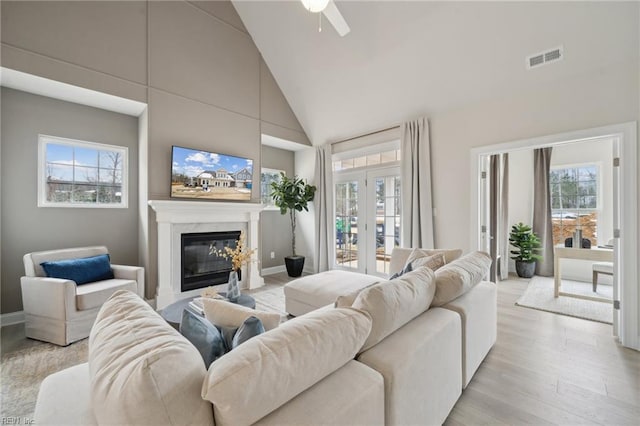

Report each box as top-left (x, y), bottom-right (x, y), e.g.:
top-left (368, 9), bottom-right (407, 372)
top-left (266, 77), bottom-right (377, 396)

top-left (353, 266), bottom-right (436, 352)
top-left (334, 281), bottom-right (382, 308)
top-left (202, 298), bottom-right (281, 331)
top-left (180, 309), bottom-right (226, 368)
top-left (389, 262), bottom-right (413, 280)
top-left (219, 316), bottom-right (265, 351)
top-left (431, 251), bottom-right (492, 306)
top-left (41, 254), bottom-right (114, 285)
top-left (410, 251), bottom-right (446, 271)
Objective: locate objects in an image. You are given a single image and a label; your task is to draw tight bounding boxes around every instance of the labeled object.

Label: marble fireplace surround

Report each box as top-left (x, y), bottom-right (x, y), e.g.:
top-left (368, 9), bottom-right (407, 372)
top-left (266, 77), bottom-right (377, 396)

top-left (148, 200), bottom-right (264, 309)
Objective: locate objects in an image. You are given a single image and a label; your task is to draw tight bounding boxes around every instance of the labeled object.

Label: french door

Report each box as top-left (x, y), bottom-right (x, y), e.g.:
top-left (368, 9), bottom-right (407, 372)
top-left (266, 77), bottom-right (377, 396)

top-left (334, 167), bottom-right (400, 277)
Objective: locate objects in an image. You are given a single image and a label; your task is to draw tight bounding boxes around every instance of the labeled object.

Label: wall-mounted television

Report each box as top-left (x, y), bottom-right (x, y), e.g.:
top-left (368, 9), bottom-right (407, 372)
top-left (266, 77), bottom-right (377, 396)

top-left (171, 146), bottom-right (253, 201)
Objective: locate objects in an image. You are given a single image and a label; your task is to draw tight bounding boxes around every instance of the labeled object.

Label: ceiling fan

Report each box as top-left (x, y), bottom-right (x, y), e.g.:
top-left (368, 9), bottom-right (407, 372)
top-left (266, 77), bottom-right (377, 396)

top-left (300, 0), bottom-right (351, 36)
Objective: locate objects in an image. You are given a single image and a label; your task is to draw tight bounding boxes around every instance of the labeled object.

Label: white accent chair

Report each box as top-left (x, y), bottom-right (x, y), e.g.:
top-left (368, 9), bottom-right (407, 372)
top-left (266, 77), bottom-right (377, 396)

top-left (21, 246), bottom-right (144, 346)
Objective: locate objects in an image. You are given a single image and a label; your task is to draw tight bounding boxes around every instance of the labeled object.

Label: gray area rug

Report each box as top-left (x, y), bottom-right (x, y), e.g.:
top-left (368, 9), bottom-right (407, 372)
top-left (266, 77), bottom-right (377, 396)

top-left (516, 276), bottom-right (613, 324)
top-left (0, 288), bottom-right (288, 420)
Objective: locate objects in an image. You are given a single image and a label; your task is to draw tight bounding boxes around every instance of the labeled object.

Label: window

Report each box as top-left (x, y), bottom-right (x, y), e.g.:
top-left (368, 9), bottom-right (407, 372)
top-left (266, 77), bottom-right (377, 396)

top-left (38, 135), bottom-right (128, 208)
top-left (550, 164), bottom-right (599, 245)
top-left (260, 168), bottom-right (284, 206)
top-left (333, 149), bottom-right (400, 172)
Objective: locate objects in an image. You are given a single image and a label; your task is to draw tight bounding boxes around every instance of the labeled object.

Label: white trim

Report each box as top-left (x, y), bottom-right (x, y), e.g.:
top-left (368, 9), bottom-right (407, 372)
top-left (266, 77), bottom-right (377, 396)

top-left (261, 265), bottom-right (287, 276)
top-left (0, 311), bottom-right (25, 326)
top-left (38, 134), bottom-right (129, 209)
top-left (0, 67), bottom-right (146, 117)
top-left (261, 134), bottom-right (309, 151)
top-left (470, 122), bottom-right (638, 351)
top-left (331, 140), bottom-right (400, 161)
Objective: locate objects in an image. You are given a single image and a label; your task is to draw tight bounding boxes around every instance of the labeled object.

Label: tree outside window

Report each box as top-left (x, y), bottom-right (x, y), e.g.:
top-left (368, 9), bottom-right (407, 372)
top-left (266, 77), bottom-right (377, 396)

top-left (550, 165), bottom-right (598, 245)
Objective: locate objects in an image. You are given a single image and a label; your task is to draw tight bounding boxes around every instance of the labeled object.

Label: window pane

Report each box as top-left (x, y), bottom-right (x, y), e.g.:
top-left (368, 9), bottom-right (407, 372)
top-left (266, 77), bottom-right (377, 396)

top-left (578, 181), bottom-right (596, 196)
top-left (366, 154), bottom-right (380, 166)
top-left (341, 159), bottom-right (354, 170)
top-left (75, 147), bottom-right (99, 167)
top-left (380, 150), bottom-right (396, 163)
top-left (353, 156), bottom-right (367, 168)
top-left (46, 143), bottom-right (74, 164)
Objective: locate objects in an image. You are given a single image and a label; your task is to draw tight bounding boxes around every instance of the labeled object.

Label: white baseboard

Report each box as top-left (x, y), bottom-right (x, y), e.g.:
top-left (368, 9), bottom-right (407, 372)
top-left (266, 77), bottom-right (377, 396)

top-left (261, 265), bottom-right (286, 276)
top-left (0, 310), bottom-right (25, 326)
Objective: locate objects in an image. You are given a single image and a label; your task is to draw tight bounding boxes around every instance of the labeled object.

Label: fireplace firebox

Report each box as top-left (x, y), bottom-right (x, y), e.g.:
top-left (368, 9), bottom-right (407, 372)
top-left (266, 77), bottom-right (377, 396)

top-left (181, 231), bottom-right (241, 292)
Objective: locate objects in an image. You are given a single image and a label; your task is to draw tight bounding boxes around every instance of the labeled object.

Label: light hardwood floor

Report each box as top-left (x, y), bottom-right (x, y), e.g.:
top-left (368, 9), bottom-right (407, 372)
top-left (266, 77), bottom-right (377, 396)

top-left (444, 277), bottom-right (639, 425)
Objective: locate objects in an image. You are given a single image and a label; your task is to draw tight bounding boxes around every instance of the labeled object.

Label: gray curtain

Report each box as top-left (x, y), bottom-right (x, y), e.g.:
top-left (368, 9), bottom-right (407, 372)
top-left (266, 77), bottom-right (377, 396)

top-left (533, 147), bottom-right (554, 276)
top-left (489, 155), bottom-right (499, 282)
top-left (314, 145), bottom-right (333, 273)
top-left (400, 117), bottom-right (434, 248)
top-left (499, 153), bottom-right (509, 280)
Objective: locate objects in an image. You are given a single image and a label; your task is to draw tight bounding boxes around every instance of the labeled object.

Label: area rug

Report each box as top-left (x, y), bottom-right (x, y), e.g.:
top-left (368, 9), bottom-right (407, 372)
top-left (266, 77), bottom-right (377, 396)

top-left (0, 289), bottom-right (288, 420)
top-left (515, 276), bottom-right (613, 324)
top-left (0, 338), bottom-right (88, 419)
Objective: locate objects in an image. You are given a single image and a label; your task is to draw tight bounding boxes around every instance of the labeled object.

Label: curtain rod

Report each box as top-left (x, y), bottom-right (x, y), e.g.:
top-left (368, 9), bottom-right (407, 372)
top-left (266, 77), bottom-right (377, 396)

top-left (330, 125), bottom-right (400, 145)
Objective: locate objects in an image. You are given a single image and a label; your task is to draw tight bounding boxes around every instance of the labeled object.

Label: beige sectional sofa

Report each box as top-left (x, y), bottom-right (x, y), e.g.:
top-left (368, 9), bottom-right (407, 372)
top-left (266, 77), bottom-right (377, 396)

top-left (35, 249), bottom-right (496, 426)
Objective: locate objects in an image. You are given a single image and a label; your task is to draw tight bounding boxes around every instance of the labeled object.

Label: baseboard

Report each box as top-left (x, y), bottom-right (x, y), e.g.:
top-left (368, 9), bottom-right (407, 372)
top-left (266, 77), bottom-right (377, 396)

top-left (261, 265), bottom-right (286, 276)
top-left (0, 310), bottom-right (25, 326)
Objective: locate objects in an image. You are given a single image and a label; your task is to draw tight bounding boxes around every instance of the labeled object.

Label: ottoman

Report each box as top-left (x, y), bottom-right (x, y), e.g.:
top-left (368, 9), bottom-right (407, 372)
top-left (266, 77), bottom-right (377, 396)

top-left (284, 270), bottom-right (384, 316)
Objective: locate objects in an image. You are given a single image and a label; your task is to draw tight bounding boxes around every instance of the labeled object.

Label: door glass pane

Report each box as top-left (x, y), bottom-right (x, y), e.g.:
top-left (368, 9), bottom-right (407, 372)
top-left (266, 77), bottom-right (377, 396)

top-left (335, 181), bottom-right (359, 270)
top-left (375, 176), bottom-right (401, 275)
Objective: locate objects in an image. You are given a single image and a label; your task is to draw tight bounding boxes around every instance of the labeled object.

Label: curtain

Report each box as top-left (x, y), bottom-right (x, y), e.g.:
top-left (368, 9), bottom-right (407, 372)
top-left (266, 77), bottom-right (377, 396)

top-left (314, 145), bottom-right (333, 273)
top-left (400, 117), bottom-right (434, 248)
top-left (489, 155), bottom-right (499, 282)
top-left (499, 153), bottom-right (509, 280)
top-left (533, 147), bottom-right (554, 276)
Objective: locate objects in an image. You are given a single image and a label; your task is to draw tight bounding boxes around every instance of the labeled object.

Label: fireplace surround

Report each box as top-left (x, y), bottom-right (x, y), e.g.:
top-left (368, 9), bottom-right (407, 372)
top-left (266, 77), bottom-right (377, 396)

top-left (149, 200), bottom-right (264, 309)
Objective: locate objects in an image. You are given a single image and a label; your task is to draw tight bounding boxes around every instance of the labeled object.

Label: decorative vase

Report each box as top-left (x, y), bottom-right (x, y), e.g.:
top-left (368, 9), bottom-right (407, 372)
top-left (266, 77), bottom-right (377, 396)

top-left (284, 255), bottom-right (305, 277)
top-left (515, 260), bottom-right (536, 278)
top-left (226, 270), bottom-right (241, 302)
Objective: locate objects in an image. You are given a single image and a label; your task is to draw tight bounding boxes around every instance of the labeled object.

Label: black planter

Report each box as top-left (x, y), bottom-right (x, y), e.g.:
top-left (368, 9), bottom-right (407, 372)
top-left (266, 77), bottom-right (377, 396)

top-left (515, 260), bottom-right (536, 278)
top-left (285, 256), bottom-right (305, 277)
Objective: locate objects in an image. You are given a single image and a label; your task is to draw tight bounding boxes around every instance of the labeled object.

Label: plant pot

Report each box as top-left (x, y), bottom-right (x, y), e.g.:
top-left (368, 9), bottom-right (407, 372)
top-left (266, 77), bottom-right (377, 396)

top-left (285, 256), bottom-right (305, 277)
top-left (515, 260), bottom-right (536, 278)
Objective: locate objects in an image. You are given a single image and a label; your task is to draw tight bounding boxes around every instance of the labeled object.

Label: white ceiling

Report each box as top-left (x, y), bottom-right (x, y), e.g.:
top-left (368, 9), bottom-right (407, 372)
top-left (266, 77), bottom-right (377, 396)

top-left (233, 1), bottom-right (638, 145)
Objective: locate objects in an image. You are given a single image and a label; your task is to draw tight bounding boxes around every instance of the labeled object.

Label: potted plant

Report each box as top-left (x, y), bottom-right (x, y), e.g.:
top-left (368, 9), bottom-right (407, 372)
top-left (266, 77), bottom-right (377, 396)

top-left (270, 173), bottom-right (316, 277)
top-left (509, 222), bottom-right (542, 278)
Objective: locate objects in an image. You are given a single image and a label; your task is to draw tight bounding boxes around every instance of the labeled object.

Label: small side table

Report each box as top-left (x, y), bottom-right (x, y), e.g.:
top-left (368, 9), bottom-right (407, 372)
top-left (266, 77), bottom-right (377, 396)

top-left (160, 293), bottom-right (256, 329)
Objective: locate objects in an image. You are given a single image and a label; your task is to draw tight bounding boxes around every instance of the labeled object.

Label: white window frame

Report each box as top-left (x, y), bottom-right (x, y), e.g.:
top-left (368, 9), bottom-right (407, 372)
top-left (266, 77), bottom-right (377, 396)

top-left (38, 134), bottom-right (128, 208)
top-left (550, 161), bottom-right (602, 212)
top-left (260, 167), bottom-right (285, 210)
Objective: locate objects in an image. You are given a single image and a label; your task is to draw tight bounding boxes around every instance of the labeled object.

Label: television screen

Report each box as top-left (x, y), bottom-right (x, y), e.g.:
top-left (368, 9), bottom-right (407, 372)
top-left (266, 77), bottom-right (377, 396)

top-left (171, 146), bottom-right (253, 201)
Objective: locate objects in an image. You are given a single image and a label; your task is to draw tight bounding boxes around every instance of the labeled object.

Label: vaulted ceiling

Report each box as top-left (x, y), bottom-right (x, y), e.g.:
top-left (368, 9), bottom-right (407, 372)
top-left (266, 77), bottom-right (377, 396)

top-left (233, 1), bottom-right (638, 145)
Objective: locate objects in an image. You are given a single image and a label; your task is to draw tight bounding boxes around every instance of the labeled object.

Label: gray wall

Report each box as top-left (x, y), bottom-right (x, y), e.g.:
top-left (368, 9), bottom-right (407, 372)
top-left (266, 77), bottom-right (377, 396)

top-left (1, 0), bottom-right (310, 307)
top-left (0, 87), bottom-right (139, 313)
top-left (260, 145), bottom-right (295, 270)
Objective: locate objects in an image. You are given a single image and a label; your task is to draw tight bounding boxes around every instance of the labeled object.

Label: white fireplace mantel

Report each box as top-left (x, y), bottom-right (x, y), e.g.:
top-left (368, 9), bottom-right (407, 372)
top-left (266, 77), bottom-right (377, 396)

top-left (149, 200), bottom-right (265, 309)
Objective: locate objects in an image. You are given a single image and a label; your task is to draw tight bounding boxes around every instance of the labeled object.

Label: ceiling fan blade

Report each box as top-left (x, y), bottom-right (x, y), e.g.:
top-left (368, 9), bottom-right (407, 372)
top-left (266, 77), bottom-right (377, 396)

top-left (322, 1), bottom-right (350, 36)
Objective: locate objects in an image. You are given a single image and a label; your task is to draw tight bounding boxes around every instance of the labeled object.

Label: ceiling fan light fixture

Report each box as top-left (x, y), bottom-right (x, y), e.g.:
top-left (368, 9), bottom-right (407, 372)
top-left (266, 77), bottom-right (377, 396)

top-left (300, 0), bottom-right (330, 13)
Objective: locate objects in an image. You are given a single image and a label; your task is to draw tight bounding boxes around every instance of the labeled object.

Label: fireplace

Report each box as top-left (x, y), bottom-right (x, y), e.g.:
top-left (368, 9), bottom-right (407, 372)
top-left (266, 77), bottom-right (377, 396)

top-left (181, 230), bottom-right (240, 292)
top-left (148, 200), bottom-right (264, 309)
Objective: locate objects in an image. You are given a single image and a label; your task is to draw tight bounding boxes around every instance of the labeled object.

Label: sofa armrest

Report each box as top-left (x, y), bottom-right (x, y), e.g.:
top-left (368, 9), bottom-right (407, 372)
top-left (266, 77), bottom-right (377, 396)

top-left (111, 264), bottom-right (145, 298)
top-left (20, 276), bottom-right (77, 320)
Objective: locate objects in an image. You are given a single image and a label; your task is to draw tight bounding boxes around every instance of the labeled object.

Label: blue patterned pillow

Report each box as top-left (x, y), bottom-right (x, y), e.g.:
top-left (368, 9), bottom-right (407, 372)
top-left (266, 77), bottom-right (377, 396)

top-left (41, 254), bottom-right (114, 285)
top-left (389, 262), bottom-right (413, 280)
top-left (180, 309), bottom-right (226, 368)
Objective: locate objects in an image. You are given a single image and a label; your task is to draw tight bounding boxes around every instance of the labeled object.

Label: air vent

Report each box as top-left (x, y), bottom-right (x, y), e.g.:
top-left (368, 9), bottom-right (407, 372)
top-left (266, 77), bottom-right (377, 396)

top-left (527, 46), bottom-right (564, 69)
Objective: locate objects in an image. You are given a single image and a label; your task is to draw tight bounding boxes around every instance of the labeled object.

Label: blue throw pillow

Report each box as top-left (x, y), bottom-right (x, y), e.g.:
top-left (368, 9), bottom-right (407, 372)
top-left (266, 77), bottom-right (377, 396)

top-left (41, 254), bottom-right (114, 285)
top-left (389, 262), bottom-right (413, 280)
top-left (180, 309), bottom-right (226, 368)
top-left (219, 316), bottom-right (265, 352)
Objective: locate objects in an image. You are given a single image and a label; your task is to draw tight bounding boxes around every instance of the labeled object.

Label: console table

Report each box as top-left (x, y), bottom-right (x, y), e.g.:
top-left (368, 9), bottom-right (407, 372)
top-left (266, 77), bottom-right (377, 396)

top-left (553, 246), bottom-right (613, 303)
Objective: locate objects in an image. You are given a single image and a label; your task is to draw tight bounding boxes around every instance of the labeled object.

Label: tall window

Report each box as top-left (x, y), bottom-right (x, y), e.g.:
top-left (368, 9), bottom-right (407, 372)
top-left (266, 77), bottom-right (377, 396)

top-left (550, 164), bottom-right (598, 245)
top-left (333, 143), bottom-right (401, 276)
top-left (38, 135), bottom-right (128, 208)
top-left (260, 168), bottom-right (284, 206)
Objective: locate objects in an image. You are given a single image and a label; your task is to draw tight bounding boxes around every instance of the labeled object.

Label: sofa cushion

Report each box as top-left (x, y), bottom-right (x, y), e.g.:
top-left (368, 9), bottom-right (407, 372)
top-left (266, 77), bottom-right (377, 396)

top-left (41, 254), bottom-right (114, 285)
top-left (406, 250), bottom-right (446, 271)
top-left (201, 307), bottom-right (372, 426)
top-left (352, 266), bottom-right (436, 351)
top-left (432, 251), bottom-right (492, 307)
top-left (89, 290), bottom-right (213, 426)
top-left (203, 298), bottom-right (280, 331)
top-left (75, 278), bottom-right (137, 310)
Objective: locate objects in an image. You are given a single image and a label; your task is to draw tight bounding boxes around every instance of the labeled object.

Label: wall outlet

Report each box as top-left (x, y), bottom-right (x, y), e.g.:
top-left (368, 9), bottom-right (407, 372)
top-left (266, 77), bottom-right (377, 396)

top-left (270, 251), bottom-right (275, 259)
